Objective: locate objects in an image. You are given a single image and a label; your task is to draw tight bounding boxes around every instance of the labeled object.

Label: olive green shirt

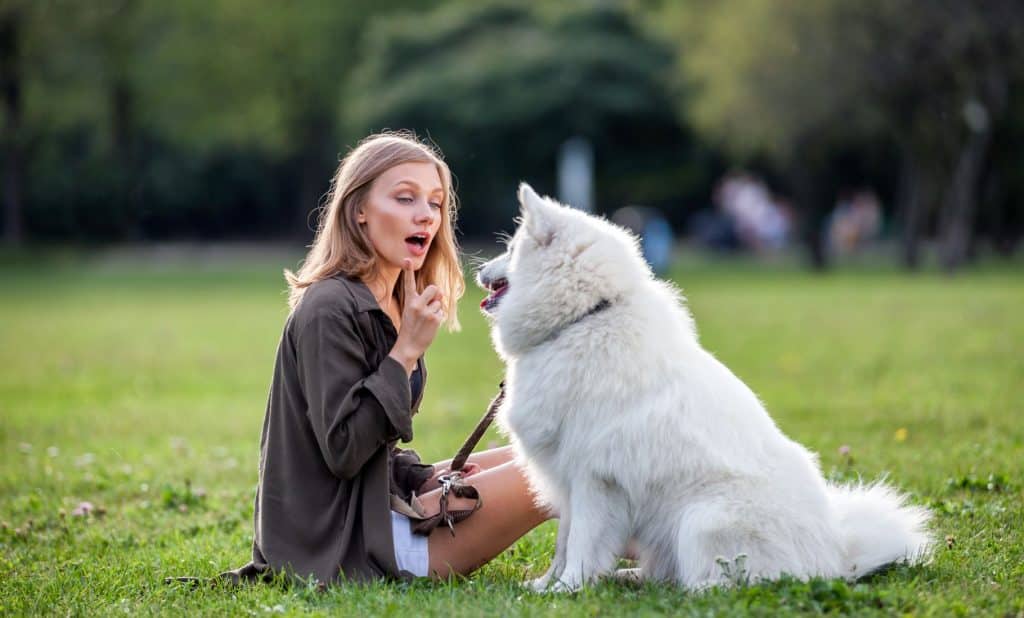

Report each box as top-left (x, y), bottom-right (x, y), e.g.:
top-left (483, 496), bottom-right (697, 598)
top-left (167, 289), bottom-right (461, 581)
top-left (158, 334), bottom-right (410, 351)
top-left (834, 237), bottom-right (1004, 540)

top-left (229, 274), bottom-right (434, 585)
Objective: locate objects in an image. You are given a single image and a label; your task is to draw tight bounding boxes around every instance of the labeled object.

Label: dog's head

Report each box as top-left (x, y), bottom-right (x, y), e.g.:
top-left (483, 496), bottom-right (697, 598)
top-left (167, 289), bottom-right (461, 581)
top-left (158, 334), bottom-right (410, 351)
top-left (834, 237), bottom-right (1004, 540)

top-left (476, 183), bottom-right (651, 358)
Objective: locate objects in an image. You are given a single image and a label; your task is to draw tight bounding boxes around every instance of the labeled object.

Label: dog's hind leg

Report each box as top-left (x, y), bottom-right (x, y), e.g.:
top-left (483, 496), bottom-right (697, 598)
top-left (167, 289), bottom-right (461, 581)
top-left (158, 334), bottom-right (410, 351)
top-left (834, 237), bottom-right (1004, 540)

top-left (638, 536), bottom-right (678, 584)
top-left (546, 482), bottom-right (630, 592)
top-left (674, 499), bottom-right (768, 591)
top-left (673, 501), bottom-right (726, 590)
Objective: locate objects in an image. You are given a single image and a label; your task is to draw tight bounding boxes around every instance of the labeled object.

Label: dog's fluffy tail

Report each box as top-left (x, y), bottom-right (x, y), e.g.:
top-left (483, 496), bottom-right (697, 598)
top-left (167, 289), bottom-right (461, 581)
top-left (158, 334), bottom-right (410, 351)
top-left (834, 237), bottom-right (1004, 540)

top-left (826, 481), bottom-right (933, 579)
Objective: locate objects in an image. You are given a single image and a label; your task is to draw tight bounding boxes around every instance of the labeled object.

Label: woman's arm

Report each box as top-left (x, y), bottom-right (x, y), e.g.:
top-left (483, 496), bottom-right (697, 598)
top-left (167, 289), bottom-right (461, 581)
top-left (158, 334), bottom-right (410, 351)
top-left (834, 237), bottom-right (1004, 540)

top-left (296, 308), bottom-right (413, 480)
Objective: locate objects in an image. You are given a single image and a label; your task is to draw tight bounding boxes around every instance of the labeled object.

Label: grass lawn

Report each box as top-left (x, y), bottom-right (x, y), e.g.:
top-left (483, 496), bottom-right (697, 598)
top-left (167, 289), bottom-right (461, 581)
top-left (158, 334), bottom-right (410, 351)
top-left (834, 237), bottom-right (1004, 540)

top-left (1, 248), bottom-right (1022, 616)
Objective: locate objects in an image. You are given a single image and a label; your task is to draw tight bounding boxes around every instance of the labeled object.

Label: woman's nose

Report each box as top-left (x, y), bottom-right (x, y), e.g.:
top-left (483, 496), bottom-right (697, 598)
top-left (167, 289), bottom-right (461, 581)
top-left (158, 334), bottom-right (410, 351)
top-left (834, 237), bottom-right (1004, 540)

top-left (413, 200), bottom-right (437, 224)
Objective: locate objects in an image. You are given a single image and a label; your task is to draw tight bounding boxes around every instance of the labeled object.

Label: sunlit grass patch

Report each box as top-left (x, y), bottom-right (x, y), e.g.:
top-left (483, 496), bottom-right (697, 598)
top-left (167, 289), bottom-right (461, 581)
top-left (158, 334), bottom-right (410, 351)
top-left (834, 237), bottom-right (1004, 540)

top-left (1, 255), bottom-right (1022, 615)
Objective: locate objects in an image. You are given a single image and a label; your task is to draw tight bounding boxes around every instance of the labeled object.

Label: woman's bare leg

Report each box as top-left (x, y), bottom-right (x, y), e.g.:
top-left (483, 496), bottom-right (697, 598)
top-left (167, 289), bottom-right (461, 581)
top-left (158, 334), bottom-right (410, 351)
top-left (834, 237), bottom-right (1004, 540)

top-left (419, 459), bottom-right (549, 579)
top-left (431, 444), bottom-right (516, 473)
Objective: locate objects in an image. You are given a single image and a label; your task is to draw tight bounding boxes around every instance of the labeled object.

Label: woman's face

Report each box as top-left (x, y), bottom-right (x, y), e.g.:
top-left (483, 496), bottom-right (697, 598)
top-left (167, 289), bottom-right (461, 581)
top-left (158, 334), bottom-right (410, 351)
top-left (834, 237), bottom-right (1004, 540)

top-left (359, 161), bottom-right (445, 277)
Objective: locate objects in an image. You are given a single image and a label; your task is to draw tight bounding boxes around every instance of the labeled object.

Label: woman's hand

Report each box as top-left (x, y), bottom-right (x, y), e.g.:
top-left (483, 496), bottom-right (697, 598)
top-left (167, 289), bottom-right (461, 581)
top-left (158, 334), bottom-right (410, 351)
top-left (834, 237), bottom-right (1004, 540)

top-left (418, 462), bottom-right (483, 494)
top-left (389, 259), bottom-right (445, 375)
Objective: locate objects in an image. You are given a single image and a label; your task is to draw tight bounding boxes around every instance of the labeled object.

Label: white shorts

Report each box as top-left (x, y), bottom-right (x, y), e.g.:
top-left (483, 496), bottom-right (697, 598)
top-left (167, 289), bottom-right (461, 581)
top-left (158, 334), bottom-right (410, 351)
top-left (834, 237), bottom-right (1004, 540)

top-left (390, 511), bottom-right (429, 577)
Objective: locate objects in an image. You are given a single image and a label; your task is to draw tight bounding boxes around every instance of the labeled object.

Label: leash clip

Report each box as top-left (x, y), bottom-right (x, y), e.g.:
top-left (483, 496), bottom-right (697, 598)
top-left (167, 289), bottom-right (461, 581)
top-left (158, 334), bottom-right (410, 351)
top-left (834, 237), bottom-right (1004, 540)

top-left (438, 471), bottom-right (463, 536)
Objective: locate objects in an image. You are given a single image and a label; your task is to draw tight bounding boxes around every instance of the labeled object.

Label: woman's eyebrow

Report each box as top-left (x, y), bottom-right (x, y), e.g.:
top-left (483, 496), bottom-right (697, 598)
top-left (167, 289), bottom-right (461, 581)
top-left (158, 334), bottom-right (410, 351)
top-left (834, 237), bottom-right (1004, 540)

top-left (392, 179), bottom-right (444, 194)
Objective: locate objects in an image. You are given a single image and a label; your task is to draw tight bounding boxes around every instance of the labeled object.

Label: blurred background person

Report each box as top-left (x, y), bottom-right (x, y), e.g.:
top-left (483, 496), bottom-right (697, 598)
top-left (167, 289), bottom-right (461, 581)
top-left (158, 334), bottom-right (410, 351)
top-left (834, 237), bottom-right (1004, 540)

top-left (690, 172), bottom-right (793, 255)
top-left (826, 189), bottom-right (883, 257)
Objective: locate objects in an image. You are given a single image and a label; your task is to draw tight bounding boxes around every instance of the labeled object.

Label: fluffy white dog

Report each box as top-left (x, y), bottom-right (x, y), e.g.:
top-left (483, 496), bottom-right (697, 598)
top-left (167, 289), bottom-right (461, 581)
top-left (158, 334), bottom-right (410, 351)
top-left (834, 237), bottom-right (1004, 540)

top-left (476, 184), bottom-right (932, 593)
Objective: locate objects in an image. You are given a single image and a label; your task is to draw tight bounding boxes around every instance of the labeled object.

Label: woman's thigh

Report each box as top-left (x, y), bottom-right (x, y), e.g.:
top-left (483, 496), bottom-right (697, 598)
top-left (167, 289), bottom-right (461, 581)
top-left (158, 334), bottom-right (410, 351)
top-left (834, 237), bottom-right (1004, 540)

top-left (430, 444), bottom-right (516, 472)
top-left (420, 460), bottom-right (548, 579)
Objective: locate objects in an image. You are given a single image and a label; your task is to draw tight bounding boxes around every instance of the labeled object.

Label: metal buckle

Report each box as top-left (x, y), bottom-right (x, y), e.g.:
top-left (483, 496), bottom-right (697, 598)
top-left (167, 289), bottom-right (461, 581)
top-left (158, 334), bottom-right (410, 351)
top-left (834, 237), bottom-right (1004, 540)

top-left (437, 471), bottom-right (463, 536)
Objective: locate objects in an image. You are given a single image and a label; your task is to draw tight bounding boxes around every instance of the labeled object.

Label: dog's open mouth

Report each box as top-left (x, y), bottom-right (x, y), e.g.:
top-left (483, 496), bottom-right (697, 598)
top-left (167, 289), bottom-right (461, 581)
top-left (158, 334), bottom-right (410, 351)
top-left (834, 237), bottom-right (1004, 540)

top-left (480, 277), bottom-right (509, 313)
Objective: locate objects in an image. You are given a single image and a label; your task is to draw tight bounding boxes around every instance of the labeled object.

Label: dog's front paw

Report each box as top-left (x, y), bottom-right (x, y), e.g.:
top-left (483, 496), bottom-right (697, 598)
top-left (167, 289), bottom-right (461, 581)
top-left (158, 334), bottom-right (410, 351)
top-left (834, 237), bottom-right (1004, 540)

top-left (526, 574), bottom-right (582, 594)
top-left (525, 575), bottom-right (554, 593)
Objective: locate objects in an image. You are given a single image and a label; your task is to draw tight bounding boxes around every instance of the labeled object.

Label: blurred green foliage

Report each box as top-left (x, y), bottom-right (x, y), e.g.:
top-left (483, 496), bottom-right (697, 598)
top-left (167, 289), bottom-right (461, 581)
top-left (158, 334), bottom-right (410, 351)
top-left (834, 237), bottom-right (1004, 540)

top-left (2, 0), bottom-right (1022, 268)
top-left (9, 0), bottom-right (433, 241)
top-left (348, 2), bottom-right (718, 233)
top-left (650, 0), bottom-right (1024, 269)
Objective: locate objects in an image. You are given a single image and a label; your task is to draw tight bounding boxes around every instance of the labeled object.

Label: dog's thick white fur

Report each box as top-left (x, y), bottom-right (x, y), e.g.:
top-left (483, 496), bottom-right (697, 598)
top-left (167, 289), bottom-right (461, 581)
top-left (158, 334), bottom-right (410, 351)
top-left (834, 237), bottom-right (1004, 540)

top-left (476, 184), bottom-right (932, 593)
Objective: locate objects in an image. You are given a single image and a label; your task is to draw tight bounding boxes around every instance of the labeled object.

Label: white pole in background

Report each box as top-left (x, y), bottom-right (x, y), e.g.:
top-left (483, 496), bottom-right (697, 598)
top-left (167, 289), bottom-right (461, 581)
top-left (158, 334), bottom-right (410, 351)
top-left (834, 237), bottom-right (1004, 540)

top-left (558, 136), bottom-right (594, 213)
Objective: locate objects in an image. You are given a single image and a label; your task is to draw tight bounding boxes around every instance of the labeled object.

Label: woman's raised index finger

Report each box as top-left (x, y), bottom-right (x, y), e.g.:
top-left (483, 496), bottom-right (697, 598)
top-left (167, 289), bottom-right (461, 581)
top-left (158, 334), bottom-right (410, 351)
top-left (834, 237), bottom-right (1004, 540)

top-left (402, 258), bottom-right (417, 297)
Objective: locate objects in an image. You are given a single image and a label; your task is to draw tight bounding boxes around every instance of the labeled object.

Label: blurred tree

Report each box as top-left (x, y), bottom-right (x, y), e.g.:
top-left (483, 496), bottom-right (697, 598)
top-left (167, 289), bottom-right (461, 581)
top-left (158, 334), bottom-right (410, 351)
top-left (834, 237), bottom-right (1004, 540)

top-left (14, 0), bottom-right (434, 242)
top-left (348, 1), bottom-right (715, 236)
top-left (88, 1), bottom-right (152, 239)
top-left (1, 3), bottom-right (24, 246)
top-left (652, 0), bottom-right (1024, 270)
top-left (0, 0), bottom-right (72, 244)
top-left (143, 0), bottom-right (432, 238)
top-left (20, 1), bottom-right (174, 240)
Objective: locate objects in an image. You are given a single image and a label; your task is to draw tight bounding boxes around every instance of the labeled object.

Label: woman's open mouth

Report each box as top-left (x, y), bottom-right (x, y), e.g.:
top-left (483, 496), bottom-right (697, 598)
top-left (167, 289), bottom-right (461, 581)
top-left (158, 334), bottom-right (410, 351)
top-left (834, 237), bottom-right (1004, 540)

top-left (480, 277), bottom-right (509, 313)
top-left (405, 233), bottom-right (430, 257)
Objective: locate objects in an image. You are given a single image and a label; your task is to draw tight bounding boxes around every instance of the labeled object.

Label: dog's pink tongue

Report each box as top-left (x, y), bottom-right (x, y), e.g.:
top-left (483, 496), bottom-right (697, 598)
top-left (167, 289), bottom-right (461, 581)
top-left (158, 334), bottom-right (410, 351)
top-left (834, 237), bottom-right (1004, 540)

top-left (480, 296), bottom-right (489, 309)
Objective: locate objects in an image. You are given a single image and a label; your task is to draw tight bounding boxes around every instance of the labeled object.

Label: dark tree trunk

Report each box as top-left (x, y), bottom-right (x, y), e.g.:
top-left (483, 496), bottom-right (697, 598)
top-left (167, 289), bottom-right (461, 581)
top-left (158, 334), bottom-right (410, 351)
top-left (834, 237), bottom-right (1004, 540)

top-left (298, 148), bottom-right (325, 239)
top-left (803, 210), bottom-right (828, 271)
top-left (789, 145), bottom-right (830, 271)
top-left (939, 125), bottom-right (991, 272)
top-left (111, 78), bottom-right (141, 239)
top-left (294, 113), bottom-right (334, 241)
top-left (102, 0), bottom-right (143, 240)
top-left (1, 10), bottom-right (23, 246)
top-left (938, 41), bottom-right (1010, 272)
top-left (896, 149), bottom-right (929, 270)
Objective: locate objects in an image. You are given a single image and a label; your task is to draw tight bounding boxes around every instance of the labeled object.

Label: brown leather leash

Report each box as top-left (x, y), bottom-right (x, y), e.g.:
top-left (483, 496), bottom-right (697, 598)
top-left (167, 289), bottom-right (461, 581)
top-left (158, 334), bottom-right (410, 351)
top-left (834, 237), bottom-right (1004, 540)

top-left (409, 381), bottom-right (505, 536)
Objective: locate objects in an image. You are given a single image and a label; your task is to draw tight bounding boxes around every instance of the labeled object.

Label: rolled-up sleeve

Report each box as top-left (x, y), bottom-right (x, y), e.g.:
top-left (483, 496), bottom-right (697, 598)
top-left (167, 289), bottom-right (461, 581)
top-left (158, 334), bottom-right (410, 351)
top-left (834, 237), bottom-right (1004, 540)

top-left (390, 447), bottom-right (435, 499)
top-left (296, 308), bottom-right (413, 480)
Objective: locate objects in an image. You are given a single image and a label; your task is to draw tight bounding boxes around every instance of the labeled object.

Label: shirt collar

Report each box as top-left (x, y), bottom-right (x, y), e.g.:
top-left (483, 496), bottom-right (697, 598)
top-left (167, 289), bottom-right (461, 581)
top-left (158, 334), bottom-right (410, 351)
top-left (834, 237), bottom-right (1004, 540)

top-left (331, 274), bottom-right (384, 314)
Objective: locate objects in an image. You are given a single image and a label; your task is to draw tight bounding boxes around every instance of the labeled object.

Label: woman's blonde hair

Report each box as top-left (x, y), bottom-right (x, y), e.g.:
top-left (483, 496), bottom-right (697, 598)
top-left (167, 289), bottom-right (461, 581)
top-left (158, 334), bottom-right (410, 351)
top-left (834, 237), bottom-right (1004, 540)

top-left (285, 131), bottom-right (464, 330)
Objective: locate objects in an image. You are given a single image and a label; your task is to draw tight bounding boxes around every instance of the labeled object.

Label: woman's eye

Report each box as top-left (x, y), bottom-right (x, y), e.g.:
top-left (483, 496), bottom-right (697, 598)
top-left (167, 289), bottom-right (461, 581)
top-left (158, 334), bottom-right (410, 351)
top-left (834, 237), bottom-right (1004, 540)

top-left (429, 202), bottom-right (442, 210)
top-left (396, 196), bottom-right (413, 204)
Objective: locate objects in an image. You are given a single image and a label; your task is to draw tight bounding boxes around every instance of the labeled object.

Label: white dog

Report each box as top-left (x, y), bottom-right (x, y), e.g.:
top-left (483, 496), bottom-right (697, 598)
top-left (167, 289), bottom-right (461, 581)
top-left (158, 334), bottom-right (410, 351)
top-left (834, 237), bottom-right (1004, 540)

top-left (476, 184), bottom-right (931, 593)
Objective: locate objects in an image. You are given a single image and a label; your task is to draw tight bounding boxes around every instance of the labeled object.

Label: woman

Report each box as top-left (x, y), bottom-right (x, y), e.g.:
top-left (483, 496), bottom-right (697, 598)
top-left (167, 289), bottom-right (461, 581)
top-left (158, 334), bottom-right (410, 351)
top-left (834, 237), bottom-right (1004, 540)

top-left (230, 132), bottom-right (547, 585)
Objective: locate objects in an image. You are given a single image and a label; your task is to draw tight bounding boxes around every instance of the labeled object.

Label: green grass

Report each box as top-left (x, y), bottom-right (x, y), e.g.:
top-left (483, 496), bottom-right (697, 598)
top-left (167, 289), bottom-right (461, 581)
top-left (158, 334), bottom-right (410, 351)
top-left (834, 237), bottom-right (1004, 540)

top-left (1, 249), bottom-right (1022, 616)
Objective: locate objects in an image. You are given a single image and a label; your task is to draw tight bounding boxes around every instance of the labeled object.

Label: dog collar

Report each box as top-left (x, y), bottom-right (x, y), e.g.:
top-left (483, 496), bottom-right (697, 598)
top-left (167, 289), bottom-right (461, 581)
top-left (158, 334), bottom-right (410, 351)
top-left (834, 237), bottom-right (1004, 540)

top-left (538, 298), bottom-right (613, 346)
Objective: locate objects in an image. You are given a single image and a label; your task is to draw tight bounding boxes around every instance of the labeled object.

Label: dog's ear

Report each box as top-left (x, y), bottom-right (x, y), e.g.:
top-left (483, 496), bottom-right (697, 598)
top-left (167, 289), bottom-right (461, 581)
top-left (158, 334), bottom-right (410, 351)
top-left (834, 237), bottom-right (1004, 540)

top-left (518, 182), bottom-right (556, 246)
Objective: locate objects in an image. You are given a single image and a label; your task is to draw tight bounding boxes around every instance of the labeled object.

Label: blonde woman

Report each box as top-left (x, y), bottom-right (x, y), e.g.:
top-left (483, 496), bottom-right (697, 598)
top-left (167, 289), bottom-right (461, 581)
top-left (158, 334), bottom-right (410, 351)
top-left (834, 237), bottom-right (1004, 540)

top-left (228, 132), bottom-right (546, 585)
